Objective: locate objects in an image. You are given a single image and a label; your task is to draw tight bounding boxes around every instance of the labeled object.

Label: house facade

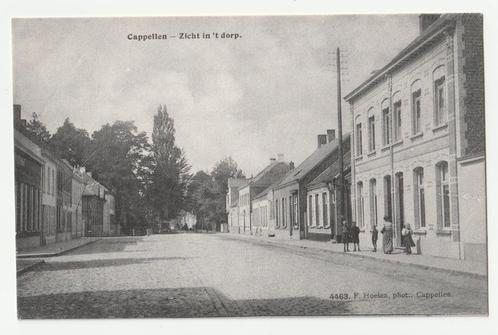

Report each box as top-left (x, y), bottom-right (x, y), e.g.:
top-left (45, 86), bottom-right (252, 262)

top-left (228, 158), bottom-right (291, 236)
top-left (271, 131), bottom-right (351, 240)
top-left (345, 14), bottom-right (485, 260)
top-left (226, 178), bottom-right (246, 233)
top-left (14, 129), bottom-right (44, 250)
top-left (41, 148), bottom-right (58, 245)
top-left (56, 159), bottom-right (73, 242)
top-left (72, 167), bottom-right (85, 238)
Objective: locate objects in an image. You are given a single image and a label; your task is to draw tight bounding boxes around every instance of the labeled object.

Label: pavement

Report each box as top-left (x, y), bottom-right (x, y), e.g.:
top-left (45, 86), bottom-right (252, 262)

top-left (219, 233), bottom-right (488, 278)
top-left (16, 237), bottom-right (101, 258)
top-left (17, 234), bottom-right (488, 318)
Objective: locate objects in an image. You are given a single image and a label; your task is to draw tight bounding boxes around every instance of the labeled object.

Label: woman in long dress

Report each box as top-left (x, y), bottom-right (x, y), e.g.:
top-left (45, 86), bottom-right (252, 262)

top-left (381, 216), bottom-right (394, 254)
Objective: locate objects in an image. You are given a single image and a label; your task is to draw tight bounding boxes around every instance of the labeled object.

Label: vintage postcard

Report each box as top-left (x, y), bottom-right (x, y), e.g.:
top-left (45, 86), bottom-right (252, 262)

top-left (12, 13), bottom-right (487, 318)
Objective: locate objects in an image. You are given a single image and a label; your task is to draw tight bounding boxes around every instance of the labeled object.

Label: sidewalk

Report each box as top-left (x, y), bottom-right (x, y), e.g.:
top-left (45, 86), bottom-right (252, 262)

top-left (16, 237), bottom-right (100, 258)
top-left (219, 233), bottom-right (487, 278)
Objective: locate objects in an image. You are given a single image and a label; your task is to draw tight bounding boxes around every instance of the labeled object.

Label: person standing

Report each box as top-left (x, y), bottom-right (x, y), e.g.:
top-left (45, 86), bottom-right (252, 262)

top-left (351, 223), bottom-right (361, 251)
top-left (401, 224), bottom-right (416, 254)
top-left (381, 216), bottom-right (393, 254)
top-left (371, 224), bottom-right (378, 252)
top-left (341, 221), bottom-right (350, 252)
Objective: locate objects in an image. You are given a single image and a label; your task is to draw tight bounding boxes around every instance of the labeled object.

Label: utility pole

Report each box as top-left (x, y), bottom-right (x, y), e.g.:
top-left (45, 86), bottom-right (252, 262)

top-left (336, 48), bottom-right (346, 232)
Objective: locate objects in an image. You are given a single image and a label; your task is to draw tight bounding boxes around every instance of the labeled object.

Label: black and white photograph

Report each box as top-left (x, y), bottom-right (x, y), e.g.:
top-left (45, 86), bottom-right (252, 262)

top-left (5, 2), bottom-right (493, 325)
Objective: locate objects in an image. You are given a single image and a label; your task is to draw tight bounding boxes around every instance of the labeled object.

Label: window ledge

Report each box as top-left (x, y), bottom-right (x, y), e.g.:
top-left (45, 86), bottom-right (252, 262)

top-left (393, 139), bottom-right (403, 147)
top-left (355, 155), bottom-right (363, 162)
top-left (317, 226), bottom-right (324, 229)
top-left (381, 145), bottom-right (391, 152)
top-left (436, 229), bottom-right (452, 235)
top-left (413, 229), bottom-right (427, 235)
top-left (324, 225), bottom-right (331, 229)
top-left (367, 150), bottom-right (376, 157)
top-left (432, 123), bottom-right (448, 133)
top-left (410, 132), bottom-right (423, 141)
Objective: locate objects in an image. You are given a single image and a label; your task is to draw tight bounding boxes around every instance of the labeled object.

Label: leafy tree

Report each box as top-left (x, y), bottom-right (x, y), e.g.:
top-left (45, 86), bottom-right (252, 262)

top-left (147, 105), bottom-right (191, 222)
top-left (26, 112), bottom-right (51, 143)
top-left (86, 121), bottom-right (152, 233)
top-left (50, 118), bottom-right (91, 167)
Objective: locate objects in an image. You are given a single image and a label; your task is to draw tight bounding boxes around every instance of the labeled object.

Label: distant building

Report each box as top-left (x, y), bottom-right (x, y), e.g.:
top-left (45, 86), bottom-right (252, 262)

top-left (81, 170), bottom-right (107, 237)
top-left (234, 157), bottom-right (292, 235)
top-left (345, 14), bottom-right (485, 260)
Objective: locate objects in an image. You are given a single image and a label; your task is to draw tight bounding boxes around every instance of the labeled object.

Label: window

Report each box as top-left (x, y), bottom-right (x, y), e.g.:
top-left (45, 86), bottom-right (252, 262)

top-left (368, 116), bottom-right (376, 152)
top-left (275, 199), bottom-right (279, 226)
top-left (369, 179), bottom-right (378, 228)
top-left (322, 193), bottom-right (328, 228)
top-left (292, 195), bottom-right (298, 227)
top-left (315, 194), bottom-right (320, 227)
top-left (393, 100), bottom-right (402, 141)
top-left (413, 167), bottom-right (426, 229)
top-left (357, 182), bottom-right (364, 228)
top-left (382, 107), bottom-right (391, 145)
top-left (308, 195), bottom-right (313, 226)
top-left (282, 198), bottom-right (286, 227)
top-left (412, 89), bottom-right (422, 134)
top-left (434, 76), bottom-right (446, 126)
top-left (356, 123), bottom-right (363, 156)
top-left (436, 162), bottom-right (450, 228)
top-left (384, 175), bottom-right (392, 218)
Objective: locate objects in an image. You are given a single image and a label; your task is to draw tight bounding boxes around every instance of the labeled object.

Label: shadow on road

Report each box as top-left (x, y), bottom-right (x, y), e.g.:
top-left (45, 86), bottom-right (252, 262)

top-left (29, 256), bottom-right (194, 272)
top-left (18, 286), bottom-right (352, 318)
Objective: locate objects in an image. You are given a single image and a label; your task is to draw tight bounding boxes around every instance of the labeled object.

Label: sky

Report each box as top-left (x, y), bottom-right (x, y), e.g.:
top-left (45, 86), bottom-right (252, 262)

top-left (12, 15), bottom-right (419, 176)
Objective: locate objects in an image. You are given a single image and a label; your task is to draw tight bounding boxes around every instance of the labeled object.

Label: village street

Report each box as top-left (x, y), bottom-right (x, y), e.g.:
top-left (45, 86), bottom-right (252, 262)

top-left (17, 233), bottom-right (487, 318)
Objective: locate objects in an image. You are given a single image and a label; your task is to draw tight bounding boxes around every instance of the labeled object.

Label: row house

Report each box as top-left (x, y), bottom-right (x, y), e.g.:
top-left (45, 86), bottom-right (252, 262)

top-left (345, 14), bottom-right (485, 261)
top-left (14, 127), bottom-right (44, 250)
top-left (81, 170), bottom-right (108, 236)
top-left (14, 104), bottom-right (119, 250)
top-left (270, 131), bottom-right (351, 240)
top-left (228, 157), bottom-right (292, 235)
top-left (226, 178), bottom-right (247, 233)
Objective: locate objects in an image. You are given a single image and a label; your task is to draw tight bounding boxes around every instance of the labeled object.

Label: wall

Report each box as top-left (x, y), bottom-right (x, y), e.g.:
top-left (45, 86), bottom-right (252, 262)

top-left (272, 182), bottom-right (299, 240)
top-left (238, 186), bottom-right (251, 234)
top-left (458, 157), bottom-right (486, 261)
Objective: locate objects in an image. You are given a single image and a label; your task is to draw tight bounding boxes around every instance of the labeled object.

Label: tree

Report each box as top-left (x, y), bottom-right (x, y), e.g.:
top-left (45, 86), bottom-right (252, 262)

top-left (86, 121), bottom-right (152, 233)
top-left (50, 118), bottom-right (91, 167)
top-left (187, 157), bottom-right (245, 231)
top-left (26, 112), bottom-right (51, 143)
top-left (147, 105), bottom-right (191, 222)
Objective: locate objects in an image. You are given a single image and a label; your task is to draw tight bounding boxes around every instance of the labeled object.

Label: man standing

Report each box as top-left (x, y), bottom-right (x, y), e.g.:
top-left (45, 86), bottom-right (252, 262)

top-left (351, 222), bottom-right (360, 252)
top-left (371, 224), bottom-right (378, 252)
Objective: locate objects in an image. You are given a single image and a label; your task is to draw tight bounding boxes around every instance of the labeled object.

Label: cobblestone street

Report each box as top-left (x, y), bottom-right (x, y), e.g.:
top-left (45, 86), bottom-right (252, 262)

top-left (17, 233), bottom-right (487, 318)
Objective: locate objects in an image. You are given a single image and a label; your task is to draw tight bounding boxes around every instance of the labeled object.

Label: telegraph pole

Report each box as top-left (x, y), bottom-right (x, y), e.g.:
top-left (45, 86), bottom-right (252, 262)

top-left (336, 48), bottom-right (346, 231)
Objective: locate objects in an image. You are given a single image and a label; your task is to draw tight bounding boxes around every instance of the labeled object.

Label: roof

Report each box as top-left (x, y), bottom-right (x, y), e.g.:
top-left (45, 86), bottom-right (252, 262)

top-left (238, 160), bottom-right (291, 192)
top-left (276, 133), bottom-right (351, 188)
top-left (344, 14), bottom-right (456, 102)
top-left (252, 173), bottom-right (287, 201)
top-left (307, 153), bottom-right (351, 190)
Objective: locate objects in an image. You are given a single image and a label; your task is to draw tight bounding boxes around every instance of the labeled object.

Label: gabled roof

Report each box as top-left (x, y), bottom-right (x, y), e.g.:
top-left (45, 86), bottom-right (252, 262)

top-left (239, 160), bottom-right (291, 191)
top-left (344, 14), bottom-right (456, 102)
top-left (307, 153), bottom-right (351, 190)
top-left (276, 133), bottom-right (350, 188)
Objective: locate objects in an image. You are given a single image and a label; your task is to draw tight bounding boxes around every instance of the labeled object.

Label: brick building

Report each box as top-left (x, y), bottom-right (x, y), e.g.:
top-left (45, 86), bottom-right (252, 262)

top-left (345, 14), bottom-right (485, 260)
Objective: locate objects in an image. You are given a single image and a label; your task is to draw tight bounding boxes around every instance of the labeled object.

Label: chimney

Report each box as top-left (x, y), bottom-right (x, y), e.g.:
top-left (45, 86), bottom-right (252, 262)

top-left (277, 153), bottom-right (284, 162)
top-left (270, 157), bottom-right (276, 163)
top-left (289, 161), bottom-right (295, 170)
top-left (326, 129), bottom-right (336, 143)
top-left (80, 166), bottom-right (86, 174)
top-left (13, 104), bottom-right (21, 121)
top-left (317, 134), bottom-right (327, 148)
top-left (419, 14), bottom-right (440, 34)
top-left (87, 171), bottom-right (92, 178)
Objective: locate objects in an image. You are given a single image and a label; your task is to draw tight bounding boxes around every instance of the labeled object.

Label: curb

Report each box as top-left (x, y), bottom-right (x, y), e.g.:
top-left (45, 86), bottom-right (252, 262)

top-left (16, 238), bottom-right (101, 259)
top-left (17, 260), bottom-right (45, 276)
top-left (217, 234), bottom-right (487, 280)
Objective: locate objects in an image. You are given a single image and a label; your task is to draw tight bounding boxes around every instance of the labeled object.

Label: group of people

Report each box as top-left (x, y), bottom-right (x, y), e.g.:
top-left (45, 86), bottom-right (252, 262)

top-left (341, 217), bottom-right (416, 255)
